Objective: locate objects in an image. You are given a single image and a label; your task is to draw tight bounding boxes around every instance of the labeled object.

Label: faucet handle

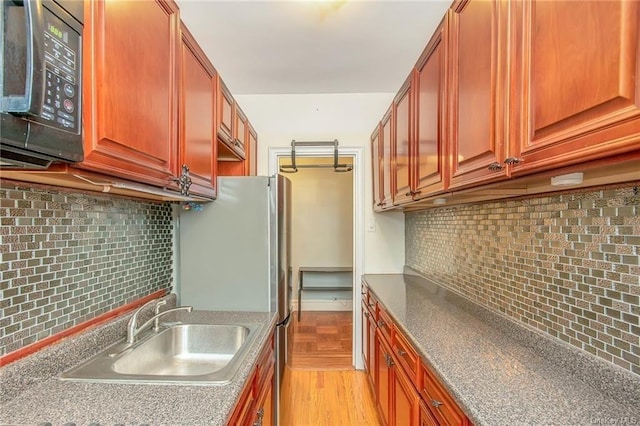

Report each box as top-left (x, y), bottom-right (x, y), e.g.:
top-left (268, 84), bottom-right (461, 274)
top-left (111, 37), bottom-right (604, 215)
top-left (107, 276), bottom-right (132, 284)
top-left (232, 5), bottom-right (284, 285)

top-left (154, 299), bottom-right (168, 314)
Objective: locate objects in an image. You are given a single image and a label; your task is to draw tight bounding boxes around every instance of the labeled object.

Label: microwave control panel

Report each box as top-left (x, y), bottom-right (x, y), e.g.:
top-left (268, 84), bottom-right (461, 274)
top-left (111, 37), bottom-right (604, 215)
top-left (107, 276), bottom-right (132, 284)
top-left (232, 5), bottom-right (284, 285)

top-left (38, 7), bottom-right (81, 135)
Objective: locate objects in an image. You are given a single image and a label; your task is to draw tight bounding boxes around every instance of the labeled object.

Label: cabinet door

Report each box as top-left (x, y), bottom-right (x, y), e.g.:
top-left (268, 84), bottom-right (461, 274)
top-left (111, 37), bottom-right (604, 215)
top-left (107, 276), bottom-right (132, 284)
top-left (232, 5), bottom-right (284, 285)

top-left (393, 356), bottom-right (419, 426)
top-left (414, 19), bottom-right (448, 199)
top-left (448, 0), bottom-right (510, 190)
top-left (380, 107), bottom-right (394, 209)
top-left (371, 123), bottom-right (383, 211)
top-left (247, 124), bottom-right (258, 176)
top-left (180, 24), bottom-right (216, 198)
top-left (375, 331), bottom-right (392, 425)
top-left (80, 0), bottom-right (179, 187)
top-left (217, 78), bottom-right (234, 146)
top-left (394, 75), bottom-right (414, 205)
top-left (510, 0), bottom-right (640, 174)
top-left (255, 362), bottom-right (275, 426)
top-left (419, 399), bottom-right (440, 426)
top-left (234, 105), bottom-right (247, 158)
top-left (362, 301), bottom-right (371, 373)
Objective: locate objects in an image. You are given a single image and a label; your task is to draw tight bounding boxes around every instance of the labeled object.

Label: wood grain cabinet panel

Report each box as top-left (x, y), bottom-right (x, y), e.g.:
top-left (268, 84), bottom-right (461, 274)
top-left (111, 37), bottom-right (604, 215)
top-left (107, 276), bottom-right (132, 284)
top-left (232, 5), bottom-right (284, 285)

top-left (234, 104), bottom-right (248, 159)
top-left (179, 24), bottom-right (216, 198)
top-left (380, 107), bottom-right (395, 209)
top-left (448, 0), bottom-right (510, 190)
top-left (375, 330), bottom-right (393, 426)
top-left (392, 356), bottom-right (420, 426)
top-left (80, 0), bottom-right (180, 187)
top-left (393, 75), bottom-right (414, 205)
top-left (414, 19), bottom-right (448, 199)
top-left (509, 0), bottom-right (640, 174)
top-left (217, 78), bottom-right (234, 147)
top-left (420, 362), bottom-right (471, 426)
top-left (247, 124), bottom-right (258, 176)
top-left (371, 123), bottom-right (383, 210)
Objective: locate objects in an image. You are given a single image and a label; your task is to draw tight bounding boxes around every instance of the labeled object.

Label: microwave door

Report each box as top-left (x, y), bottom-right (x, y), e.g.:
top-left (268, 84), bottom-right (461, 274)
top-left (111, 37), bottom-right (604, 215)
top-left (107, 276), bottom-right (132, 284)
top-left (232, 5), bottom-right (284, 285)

top-left (1, 0), bottom-right (44, 115)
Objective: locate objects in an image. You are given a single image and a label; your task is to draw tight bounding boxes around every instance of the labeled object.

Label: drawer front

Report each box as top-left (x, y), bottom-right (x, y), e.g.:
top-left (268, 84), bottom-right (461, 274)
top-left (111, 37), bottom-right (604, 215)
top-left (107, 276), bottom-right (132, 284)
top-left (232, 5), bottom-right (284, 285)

top-left (393, 327), bottom-right (420, 388)
top-left (420, 363), bottom-right (468, 426)
top-left (377, 305), bottom-right (393, 344)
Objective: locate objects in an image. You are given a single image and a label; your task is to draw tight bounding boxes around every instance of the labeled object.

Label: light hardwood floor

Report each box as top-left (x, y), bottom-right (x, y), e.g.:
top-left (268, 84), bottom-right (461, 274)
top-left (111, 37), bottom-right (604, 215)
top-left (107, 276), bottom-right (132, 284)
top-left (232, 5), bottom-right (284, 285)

top-left (281, 311), bottom-right (380, 426)
top-left (280, 368), bottom-right (380, 426)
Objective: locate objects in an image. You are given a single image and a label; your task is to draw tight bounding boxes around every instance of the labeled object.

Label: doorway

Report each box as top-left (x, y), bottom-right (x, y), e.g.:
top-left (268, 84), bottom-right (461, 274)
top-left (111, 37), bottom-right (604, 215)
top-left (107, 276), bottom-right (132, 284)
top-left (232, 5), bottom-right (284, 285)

top-left (269, 146), bottom-right (365, 370)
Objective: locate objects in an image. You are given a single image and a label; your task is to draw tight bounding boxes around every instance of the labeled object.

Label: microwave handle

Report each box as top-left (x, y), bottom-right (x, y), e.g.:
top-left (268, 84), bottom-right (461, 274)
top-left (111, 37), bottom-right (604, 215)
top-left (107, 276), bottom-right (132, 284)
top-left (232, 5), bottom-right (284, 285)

top-left (1, 0), bottom-right (44, 115)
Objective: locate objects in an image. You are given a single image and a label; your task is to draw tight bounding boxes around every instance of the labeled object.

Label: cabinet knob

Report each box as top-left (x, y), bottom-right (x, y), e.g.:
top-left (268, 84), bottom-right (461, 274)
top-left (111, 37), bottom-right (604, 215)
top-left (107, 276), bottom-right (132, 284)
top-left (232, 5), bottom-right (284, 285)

top-left (504, 157), bottom-right (523, 165)
top-left (487, 162), bottom-right (504, 171)
top-left (364, 311), bottom-right (369, 318)
top-left (431, 399), bottom-right (443, 408)
top-left (405, 191), bottom-right (413, 197)
top-left (377, 320), bottom-right (385, 327)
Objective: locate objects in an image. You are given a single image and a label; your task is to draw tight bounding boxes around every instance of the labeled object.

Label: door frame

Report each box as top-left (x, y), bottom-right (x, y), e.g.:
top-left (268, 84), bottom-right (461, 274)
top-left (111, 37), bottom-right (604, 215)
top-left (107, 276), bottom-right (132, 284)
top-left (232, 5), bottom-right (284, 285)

top-left (268, 145), bottom-right (365, 370)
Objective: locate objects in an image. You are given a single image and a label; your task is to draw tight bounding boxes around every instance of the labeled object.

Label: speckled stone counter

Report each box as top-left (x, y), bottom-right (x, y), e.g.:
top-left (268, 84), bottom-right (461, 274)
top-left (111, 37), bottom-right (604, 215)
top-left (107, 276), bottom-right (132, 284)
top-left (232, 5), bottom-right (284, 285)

top-left (0, 306), bottom-right (277, 426)
top-left (363, 271), bottom-right (640, 426)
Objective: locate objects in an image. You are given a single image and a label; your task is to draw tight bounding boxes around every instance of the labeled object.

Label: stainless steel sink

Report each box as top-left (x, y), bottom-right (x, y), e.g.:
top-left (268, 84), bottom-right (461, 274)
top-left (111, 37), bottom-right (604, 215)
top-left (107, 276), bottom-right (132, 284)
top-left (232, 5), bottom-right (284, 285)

top-left (62, 322), bottom-right (262, 384)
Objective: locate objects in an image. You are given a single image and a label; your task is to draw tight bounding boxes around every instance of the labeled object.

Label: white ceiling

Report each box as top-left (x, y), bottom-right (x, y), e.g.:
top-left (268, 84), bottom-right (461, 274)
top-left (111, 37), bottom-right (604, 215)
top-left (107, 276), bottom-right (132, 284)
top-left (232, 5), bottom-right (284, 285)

top-left (177, 0), bottom-right (452, 95)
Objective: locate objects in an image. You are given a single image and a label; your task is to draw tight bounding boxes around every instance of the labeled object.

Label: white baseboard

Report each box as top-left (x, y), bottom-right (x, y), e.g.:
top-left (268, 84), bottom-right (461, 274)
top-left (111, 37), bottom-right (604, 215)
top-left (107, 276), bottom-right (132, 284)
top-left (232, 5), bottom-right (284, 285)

top-left (293, 299), bottom-right (352, 312)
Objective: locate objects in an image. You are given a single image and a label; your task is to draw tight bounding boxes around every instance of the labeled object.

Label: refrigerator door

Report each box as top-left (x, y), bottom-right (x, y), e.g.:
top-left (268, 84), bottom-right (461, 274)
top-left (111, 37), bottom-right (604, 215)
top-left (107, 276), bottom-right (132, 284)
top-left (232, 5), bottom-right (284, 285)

top-left (272, 174), bottom-right (292, 426)
top-left (179, 176), bottom-right (273, 311)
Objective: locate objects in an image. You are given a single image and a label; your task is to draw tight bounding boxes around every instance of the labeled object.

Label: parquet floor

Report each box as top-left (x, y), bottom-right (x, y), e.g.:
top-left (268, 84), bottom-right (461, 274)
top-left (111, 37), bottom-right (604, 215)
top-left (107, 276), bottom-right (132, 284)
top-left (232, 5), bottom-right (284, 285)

top-left (288, 311), bottom-right (352, 370)
top-left (281, 311), bottom-right (380, 426)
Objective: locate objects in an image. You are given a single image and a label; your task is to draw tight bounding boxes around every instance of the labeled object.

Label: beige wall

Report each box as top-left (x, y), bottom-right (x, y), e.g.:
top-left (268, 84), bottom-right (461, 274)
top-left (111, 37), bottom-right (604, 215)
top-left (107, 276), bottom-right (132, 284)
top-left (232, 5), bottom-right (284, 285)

top-left (283, 161), bottom-right (353, 295)
top-left (235, 93), bottom-right (405, 274)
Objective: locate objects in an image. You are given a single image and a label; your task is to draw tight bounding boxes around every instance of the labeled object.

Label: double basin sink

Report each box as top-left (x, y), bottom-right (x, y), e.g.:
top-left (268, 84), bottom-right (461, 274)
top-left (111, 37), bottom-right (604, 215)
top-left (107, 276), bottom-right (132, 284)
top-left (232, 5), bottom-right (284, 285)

top-left (62, 316), bottom-right (263, 385)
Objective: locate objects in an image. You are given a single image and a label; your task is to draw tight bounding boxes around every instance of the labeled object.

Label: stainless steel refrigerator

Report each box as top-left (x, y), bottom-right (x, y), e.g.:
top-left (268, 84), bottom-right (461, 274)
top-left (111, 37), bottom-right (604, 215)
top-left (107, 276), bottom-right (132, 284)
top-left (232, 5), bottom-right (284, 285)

top-left (178, 175), bottom-right (292, 424)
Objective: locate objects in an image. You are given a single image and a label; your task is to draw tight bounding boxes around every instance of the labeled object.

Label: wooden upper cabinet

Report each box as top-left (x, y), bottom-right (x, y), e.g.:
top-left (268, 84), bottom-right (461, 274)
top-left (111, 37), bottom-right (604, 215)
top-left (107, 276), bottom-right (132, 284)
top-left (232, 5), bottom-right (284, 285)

top-left (80, 0), bottom-right (180, 187)
top-left (179, 24), bottom-right (217, 199)
top-left (380, 106), bottom-right (394, 209)
top-left (509, 0), bottom-right (640, 174)
top-left (371, 123), bottom-right (383, 211)
top-left (247, 124), bottom-right (258, 176)
top-left (218, 78), bottom-right (234, 143)
top-left (414, 18), bottom-right (448, 199)
top-left (448, 0), bottom-right (510, 190)
top-left (393, 74), bottom-right (414, 206)
top-left (234, 104), bottom-right (248, 158)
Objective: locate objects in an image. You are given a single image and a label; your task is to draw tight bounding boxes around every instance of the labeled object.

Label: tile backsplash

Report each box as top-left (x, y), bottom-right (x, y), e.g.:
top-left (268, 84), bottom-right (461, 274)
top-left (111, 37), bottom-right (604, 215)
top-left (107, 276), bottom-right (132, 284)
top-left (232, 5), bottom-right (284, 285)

top-left (0, 182), bottom-right (173, 356)
top-left (406, 184), bottom-right (640, 376)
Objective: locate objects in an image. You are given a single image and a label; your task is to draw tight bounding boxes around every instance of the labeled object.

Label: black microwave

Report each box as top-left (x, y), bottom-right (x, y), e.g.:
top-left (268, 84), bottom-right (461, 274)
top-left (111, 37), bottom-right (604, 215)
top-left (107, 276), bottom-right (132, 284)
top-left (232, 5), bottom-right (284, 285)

top-left (0, 0), bottom-right (83, 169)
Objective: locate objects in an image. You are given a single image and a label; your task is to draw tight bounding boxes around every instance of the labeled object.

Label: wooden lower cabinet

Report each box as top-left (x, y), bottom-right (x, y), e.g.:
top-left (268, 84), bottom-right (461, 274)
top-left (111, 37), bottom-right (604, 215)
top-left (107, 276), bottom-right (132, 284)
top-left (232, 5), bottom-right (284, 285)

top-left (393, 355), bottom-right (420, 426)
top-left (365, 287), bottom-right (472, 426)
top-left (375, 330), bottom-right (393, 425)
top-left (228, 333), bottom-right (275, 426)
top-left (420, 399), bottom-right (440, 426)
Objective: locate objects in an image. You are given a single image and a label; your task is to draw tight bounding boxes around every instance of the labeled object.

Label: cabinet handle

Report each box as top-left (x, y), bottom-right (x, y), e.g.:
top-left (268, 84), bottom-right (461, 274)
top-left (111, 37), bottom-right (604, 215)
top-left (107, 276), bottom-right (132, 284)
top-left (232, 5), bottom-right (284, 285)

top-left (405, 191), bottom-right (413, 197)
top-left (377, 320), bottom-right (385, 327)
top-left (487, 162), bottom-right (504, 171)
top-left (397, 349), bottom-right (406, 357)
top-left (172, 164), bottom-right (192, 196)
top-left (376, 202), bottom-right (384, 207)
top-left (364, 311), bottom-right (369, 318)
top-left (431, 399), bottom-right (443, 408)
top-left (504, 157), bottom-right (523, 165)
top-left (387, 353), bottom-right (395, 367)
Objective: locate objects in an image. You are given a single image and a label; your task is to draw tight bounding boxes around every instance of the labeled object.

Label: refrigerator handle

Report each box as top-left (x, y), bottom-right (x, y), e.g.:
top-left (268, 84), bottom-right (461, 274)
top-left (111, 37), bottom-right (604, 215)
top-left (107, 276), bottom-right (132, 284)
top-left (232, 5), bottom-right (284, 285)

top-left (276, 312), bottom-right (291, 327)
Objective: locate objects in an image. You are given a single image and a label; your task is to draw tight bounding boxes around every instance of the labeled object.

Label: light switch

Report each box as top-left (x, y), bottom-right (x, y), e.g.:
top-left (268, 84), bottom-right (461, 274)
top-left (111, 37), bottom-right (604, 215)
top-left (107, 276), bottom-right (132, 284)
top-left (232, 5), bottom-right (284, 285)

top-left (367, 217), bottom-right (376, 233)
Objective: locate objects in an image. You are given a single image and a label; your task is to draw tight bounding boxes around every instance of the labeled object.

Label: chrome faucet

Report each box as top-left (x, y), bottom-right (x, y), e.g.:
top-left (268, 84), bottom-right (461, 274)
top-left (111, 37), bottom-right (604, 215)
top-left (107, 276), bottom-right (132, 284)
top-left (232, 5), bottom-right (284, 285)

top-left (126, 298), bottom-right (193, 344)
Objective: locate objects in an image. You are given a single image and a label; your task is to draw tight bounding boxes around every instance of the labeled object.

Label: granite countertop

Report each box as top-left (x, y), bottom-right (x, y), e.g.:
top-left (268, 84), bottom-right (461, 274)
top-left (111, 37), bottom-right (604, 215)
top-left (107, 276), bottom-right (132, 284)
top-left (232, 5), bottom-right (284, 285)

top-left (0, 307), bottom-right (277, 426)
top-left (363, 271), bottom-right (640, 426)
